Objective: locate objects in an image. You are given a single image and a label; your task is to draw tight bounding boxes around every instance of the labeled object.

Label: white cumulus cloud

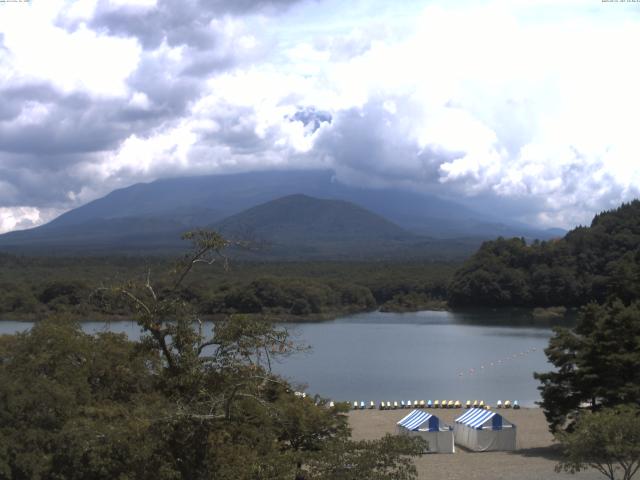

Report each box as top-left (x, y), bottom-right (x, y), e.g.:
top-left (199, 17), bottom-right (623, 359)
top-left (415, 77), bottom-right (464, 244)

top-left (0, 0), bottom-right (639, 232)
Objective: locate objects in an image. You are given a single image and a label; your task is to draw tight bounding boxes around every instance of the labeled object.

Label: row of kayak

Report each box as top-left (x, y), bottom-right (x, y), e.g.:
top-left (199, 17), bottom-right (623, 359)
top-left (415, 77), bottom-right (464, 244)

top-left (341, 399), bottom-right (521, 410)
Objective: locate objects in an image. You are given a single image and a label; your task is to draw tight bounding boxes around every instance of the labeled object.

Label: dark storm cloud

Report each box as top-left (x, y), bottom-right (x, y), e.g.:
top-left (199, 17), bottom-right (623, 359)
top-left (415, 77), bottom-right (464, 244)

top-left (88, 2), bottom-right (217, 51)
top-left (0, 37), bottom-right (20, 122)
top-left (192, 103), bottom-right (333, 163)
top-left (0, 84), bottom-right (171, 156)
top-left (179, 51), bottom-right (237, 77)
top-left (0, 153), bottom-right (96, 207)
top-left (0, 73), bottom-right (195, 210)
top-left (196, 104), bottom-right (276, 155)
top-left (57, 0), bottom-right (304, 51)
top-left (1, 104), bottom-right (119, 155)
top-left (311, 96), bottom-right (640, 228)
top-left (1, 0), bottom-right (307, 213)
top-left (0, 100), bottom-right (21, 122)
top-left (13, 0), bottom-right (297, 159)
top-left (291, 106), bottom-right (332, 133)
top-left (314, 99), bottom-right (450, 186)
top-left (127, 55), bottom-right (201, 117)
top-left (76, 0), bottom-right (298, 76)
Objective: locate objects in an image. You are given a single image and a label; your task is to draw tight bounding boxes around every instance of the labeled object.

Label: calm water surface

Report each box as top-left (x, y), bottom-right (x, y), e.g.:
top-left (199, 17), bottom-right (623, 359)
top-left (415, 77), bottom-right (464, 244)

top-left (0, 310), bottom-right (558, 406)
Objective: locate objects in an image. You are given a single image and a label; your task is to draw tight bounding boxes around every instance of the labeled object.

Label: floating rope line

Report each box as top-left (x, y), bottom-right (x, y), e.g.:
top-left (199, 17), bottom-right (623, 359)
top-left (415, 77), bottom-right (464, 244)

top-left (456, 347), bottom-right (538, 378)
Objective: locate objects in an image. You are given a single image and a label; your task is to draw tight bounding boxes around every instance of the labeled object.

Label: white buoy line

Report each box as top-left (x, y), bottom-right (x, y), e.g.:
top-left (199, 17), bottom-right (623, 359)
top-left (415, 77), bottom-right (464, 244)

top-left (456, 347), bottom-right (538, 378)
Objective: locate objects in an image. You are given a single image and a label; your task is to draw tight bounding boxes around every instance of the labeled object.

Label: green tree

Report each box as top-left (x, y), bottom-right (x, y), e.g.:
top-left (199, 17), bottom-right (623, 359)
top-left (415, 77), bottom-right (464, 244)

top-left (535, 299), bottom-right (640, 432)
top-left (0, 317), bottom-right (166, 480)
top-left (449, 200), bottom-right (640, 308)
top-left (307, 434), bottom-right (425, 480)
top-left (0, 230), bottom-right (425, 479)
top-left (555, 406), bottom-right (640, 480)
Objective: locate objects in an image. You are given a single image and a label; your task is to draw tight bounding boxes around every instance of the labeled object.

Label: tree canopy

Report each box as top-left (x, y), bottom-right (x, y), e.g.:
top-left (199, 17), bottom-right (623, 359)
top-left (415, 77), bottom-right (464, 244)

top-left (0, 230), bottom-right (426, 479)
top-left (555, 405), bottom-right (640, 480)
top-left (535, 299), bottom-right (640, 433)
top-left (0, 252), bottom-right (455, 321)
top-left (448, 200), bottom-right (640, 308)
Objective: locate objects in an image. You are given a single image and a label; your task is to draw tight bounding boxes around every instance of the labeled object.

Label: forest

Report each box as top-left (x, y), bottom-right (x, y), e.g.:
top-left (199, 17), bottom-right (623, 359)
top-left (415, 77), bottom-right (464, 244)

top-left (448, 200), bottom-right (640, 308)
top-left (0, 255), bottom-right (454, 321)
top-left (0, 232), bottom-right (426, 479)
top-left (2, 201), bottom-right (639, 320)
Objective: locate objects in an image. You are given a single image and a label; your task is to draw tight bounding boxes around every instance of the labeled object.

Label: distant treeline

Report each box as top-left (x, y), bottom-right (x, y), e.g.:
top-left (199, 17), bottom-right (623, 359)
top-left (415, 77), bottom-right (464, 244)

top-left (5, 200), bottom-right (637, 319)
top-left (0, 255), bottom-right (455, 320)
top-left (448, 201), bottom-right (640, 307)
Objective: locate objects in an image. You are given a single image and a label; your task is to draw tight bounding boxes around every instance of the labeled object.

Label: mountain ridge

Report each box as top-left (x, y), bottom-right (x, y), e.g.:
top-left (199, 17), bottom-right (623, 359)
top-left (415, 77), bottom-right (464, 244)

top-left (0, 170), bottom-right (565, 258)
top-left (40, 170), bottom-right (560, 238)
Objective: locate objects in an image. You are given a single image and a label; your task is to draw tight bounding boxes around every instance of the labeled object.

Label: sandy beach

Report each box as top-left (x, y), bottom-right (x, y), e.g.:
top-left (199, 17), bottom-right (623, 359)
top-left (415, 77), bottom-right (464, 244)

top-left (348, 408), bottom-right (602, 480)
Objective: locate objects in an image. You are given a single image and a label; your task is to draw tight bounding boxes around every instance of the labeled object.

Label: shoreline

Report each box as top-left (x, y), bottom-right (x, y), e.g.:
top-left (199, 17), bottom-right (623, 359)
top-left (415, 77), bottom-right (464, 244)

top-left (0, 311), bottom-right (363, 324)
top-left (0, 304), bottom-right (575, 325)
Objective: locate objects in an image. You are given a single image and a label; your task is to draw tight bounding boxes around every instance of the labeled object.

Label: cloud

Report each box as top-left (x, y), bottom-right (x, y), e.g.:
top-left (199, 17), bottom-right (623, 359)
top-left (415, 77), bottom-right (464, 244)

top-left (306, 3), bottom-right (640, 227)
top-left (0, 0), bottom-right (639, 233)
top-left (2, 8), bottom-right (140, 97)
top-left (291, 106), bottom-right (332, 133)
top-left (75, 0), bottom-right (300, 51)
top-left (0, 0), bottom-right (286, 213)
top-left (0, 206), bottom-right (62, 234)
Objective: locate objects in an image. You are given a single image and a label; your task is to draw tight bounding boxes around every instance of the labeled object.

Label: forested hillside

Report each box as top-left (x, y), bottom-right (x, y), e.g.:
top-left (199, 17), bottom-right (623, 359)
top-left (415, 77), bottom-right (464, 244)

top-left (448, 200), bottom-right (640, 307)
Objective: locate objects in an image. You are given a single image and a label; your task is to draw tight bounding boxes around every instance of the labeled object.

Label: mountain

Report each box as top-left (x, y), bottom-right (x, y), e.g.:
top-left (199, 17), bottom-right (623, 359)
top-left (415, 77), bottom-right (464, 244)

top-left (35, 170), bottom-right (560, 238)
top-left (212, 194), bottom-right (421, 259)
top-left (210, 194), bottom-right (483, 260)
top-left (215, 194), bottom-right (411, 242)
top-left (0, 217), bottom-right (187, 253)
top-left (0, 193), bottom-right (477, 259)
top-left (0, 170), bottom-right (563, 257)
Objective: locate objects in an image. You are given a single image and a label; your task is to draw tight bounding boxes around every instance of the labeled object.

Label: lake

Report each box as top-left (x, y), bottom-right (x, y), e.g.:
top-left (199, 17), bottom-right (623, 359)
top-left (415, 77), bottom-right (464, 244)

top-left (0, 309), bottom-right (559, 406)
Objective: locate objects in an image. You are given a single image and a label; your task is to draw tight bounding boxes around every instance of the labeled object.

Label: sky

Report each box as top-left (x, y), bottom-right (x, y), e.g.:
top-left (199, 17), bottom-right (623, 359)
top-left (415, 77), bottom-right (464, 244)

top-left (0, 0), bottom-right (639, 233)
